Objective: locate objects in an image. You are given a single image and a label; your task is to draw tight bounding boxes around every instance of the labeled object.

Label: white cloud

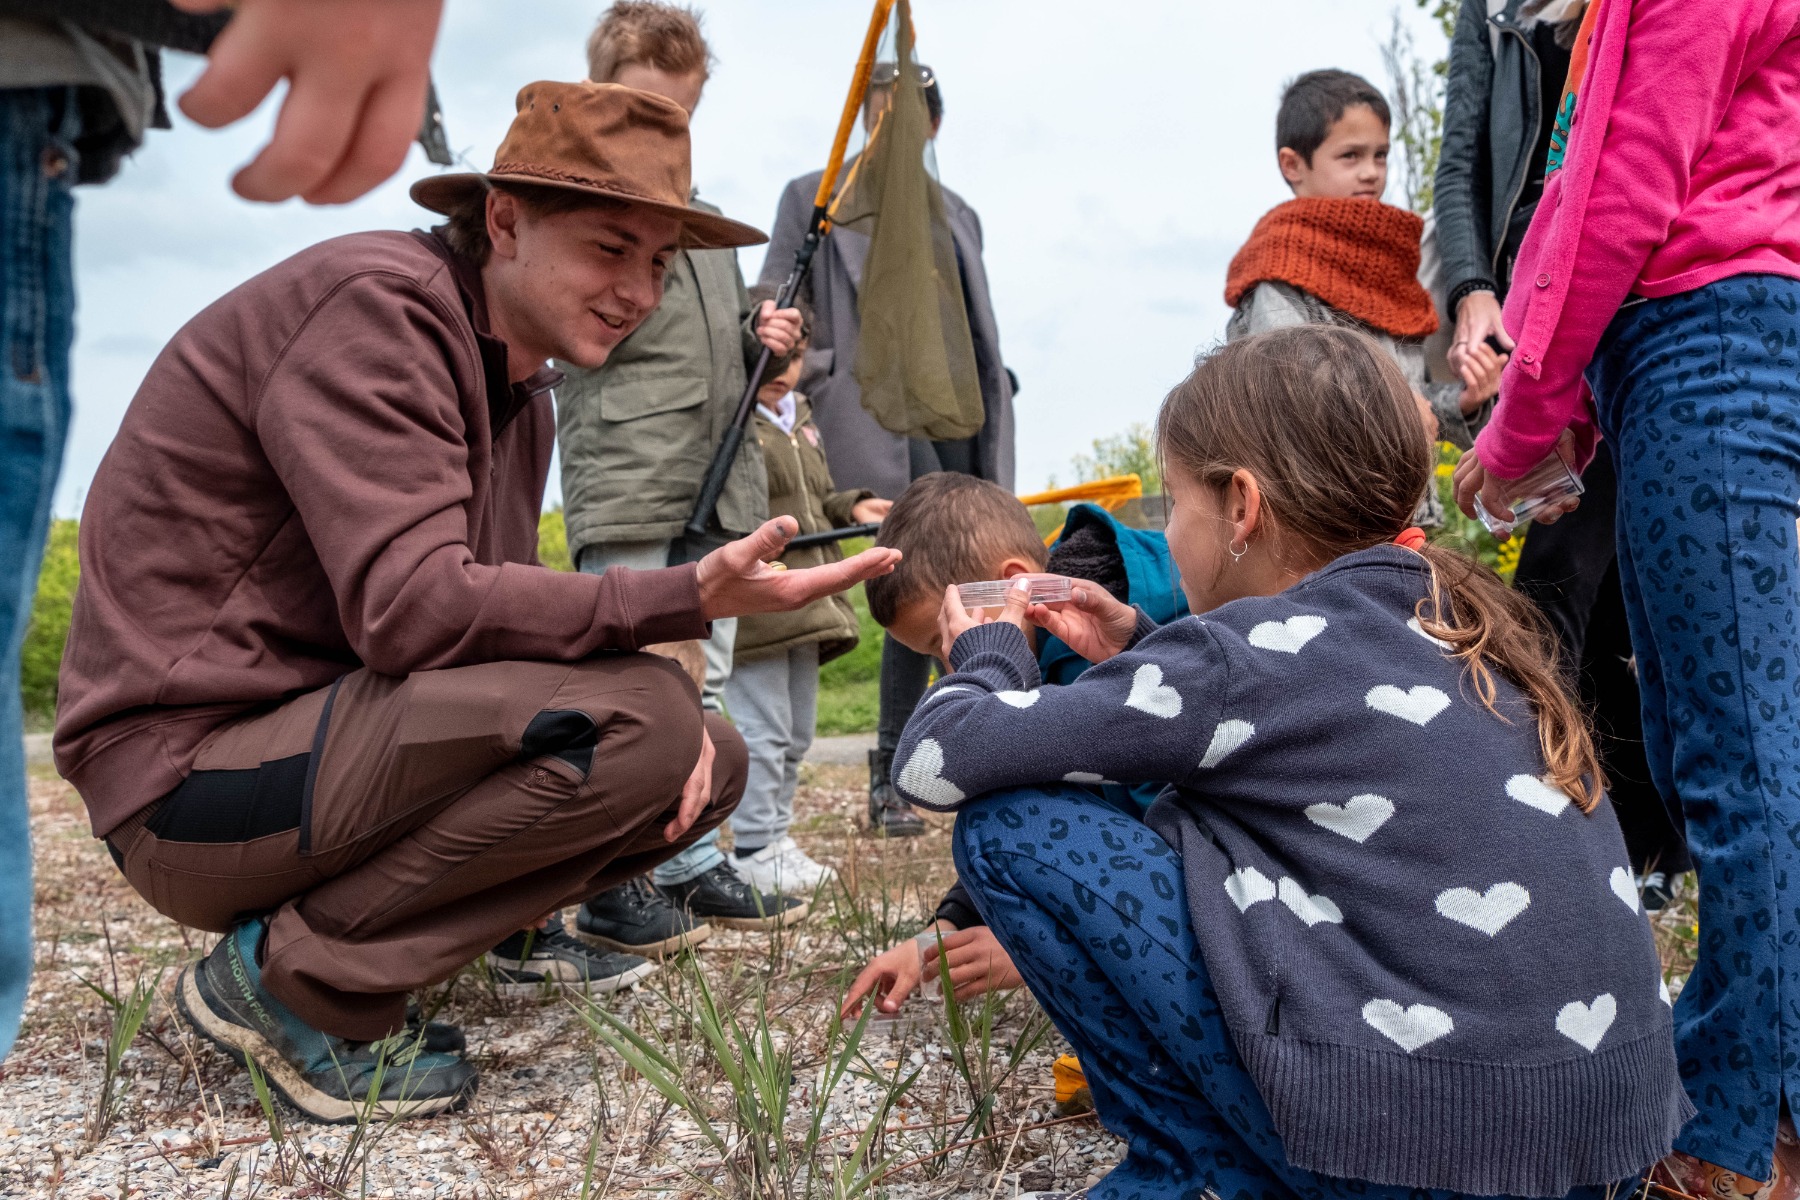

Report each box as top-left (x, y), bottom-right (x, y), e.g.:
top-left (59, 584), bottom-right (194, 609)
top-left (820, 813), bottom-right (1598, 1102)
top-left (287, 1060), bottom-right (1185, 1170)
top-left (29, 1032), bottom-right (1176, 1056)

top-left (58, 0), bottom-right (1442, 516)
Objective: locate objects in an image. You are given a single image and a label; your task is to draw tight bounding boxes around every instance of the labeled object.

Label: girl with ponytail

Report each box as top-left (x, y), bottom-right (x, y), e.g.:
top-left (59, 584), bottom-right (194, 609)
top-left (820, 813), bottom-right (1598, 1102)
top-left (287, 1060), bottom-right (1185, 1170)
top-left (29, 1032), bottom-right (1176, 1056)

top-left (888, 324), bottom-right (1687, 1199)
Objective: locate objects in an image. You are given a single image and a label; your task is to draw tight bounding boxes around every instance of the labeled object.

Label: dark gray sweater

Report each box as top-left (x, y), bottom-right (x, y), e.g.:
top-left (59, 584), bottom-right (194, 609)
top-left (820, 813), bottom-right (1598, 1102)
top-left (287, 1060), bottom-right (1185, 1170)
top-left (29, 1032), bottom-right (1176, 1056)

top-left (895, 546), bottom-right (1690, 1196)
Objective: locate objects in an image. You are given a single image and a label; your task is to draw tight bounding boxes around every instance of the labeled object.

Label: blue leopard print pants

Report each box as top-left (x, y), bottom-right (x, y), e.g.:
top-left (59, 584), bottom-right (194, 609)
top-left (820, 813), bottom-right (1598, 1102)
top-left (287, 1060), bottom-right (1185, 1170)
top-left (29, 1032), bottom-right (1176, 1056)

top-left (954, 786), bottom-right (1621, 1200)
top-left (1588, 274), bottom-right (1800, 1180)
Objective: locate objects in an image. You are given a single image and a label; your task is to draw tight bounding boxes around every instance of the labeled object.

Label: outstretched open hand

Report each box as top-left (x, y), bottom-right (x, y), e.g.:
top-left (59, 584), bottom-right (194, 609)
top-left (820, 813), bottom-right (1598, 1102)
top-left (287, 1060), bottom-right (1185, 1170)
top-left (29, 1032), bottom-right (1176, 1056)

top-left (696, 517), bottom-right (899, 621)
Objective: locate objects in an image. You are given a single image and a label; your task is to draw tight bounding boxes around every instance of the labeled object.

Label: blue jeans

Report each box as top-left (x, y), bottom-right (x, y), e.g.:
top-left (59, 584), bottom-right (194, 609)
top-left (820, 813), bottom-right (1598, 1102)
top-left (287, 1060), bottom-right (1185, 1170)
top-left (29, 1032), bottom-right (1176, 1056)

top-left (0, 88), bottom-right (79, 1058)
top-left (1588, 275), bottom-right (1800, 1179)
top-left (955, 787), bottom-right (1621, 1200)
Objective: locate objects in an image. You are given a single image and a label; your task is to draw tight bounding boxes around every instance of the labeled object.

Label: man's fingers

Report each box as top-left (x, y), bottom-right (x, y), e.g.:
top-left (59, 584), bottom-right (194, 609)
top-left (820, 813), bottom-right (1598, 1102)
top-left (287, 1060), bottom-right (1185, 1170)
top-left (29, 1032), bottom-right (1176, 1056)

top-left (179, 16), bottom-right (289, 131)
top-left (742, 516), bottom-right (799, 565)
top-left (302, 75), bottom-right (426, 205)
top-left (229, 72), bottom-right (363, 202)
top-left (780, 547), bottom-right (900, 602)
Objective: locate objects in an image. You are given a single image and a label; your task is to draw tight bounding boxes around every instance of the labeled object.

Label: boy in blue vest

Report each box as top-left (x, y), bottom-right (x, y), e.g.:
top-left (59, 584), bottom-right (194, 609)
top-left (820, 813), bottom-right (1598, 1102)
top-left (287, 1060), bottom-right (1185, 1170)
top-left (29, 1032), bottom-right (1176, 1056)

top-left (842, 474), bottom-right (1186, 1014)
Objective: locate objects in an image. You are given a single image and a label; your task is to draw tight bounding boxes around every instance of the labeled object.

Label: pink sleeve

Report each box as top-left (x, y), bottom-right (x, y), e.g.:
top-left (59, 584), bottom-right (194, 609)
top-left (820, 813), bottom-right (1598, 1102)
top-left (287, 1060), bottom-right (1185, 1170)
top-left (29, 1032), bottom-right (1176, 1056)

top-left (1475, 0), bottom-right (1770, 479)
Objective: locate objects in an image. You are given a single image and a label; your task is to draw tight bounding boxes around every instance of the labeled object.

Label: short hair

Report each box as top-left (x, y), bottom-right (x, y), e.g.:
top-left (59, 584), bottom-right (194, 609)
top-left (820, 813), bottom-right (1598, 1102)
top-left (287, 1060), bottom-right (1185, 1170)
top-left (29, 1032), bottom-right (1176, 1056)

top-left (587, 1), bottom-right (713, 85)
top-left (1276, 69), bottom-right (1390, 164)
top-left (440, 181), bottom-right (627, 267)
top-left (864, 474), bottom-right (1047, 628)
top-left (746, 282), bottom-right (814, 389)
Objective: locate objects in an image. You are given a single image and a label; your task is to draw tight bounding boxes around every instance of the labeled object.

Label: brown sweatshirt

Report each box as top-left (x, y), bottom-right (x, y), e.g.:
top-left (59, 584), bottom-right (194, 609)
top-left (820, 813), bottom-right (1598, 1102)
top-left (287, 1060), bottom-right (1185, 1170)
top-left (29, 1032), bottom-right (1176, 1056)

top-left (55, 230), bottom-right (709, 837)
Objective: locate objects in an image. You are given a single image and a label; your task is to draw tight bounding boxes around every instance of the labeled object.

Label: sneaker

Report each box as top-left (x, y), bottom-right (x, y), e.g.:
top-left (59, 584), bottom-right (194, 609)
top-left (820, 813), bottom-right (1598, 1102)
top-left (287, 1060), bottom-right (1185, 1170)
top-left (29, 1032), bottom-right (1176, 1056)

top-left (576, 877), bottom-right (711, 958)
top-left (176, 919), bottom-right (477, 1123)
top-left (868, 748), bottom-right (926, 838)
top-left (1638, 870), bottom-right (1676, 913)
top-left (485, 914), bottom-right (659, 998)
top-left (733, 836), bottom-right (837, 895)
top-left (661, 862), bottom-right (809, 931)
top-left (403, 1001), bottom-right (466, 1056)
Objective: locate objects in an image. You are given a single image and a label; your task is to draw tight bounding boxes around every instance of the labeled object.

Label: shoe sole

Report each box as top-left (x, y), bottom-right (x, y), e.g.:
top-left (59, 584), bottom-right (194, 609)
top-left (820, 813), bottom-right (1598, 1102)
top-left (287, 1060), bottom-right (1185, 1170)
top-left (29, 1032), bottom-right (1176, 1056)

top-left (572, 922), bottom-right (712, 960)
top-left (705, 897), bottom-right (812, 932)
top-left (175, 964), bottom-right (473, 1124)
top-left (483, 956), bottom-right (661, 998)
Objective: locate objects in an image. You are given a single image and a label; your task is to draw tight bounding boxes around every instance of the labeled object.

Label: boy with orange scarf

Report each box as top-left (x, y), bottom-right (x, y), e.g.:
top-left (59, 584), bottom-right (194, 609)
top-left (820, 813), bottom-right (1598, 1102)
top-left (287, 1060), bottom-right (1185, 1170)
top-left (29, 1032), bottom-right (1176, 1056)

top-left (1226, 70), bottom-right (1504, 523)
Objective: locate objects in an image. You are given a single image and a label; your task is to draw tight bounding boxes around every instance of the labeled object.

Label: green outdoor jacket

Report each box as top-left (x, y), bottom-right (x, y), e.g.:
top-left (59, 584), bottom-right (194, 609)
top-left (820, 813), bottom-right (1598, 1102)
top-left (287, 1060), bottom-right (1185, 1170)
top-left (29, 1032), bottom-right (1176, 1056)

top-left (555, 197), bottom-right (769, 555)
top-left (734, 393), bottom-right (872, 665)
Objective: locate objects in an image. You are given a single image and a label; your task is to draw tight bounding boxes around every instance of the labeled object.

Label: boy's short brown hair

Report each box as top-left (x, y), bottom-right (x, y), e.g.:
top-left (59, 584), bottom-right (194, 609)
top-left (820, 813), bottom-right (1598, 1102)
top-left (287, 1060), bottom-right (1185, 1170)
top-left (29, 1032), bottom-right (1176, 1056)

top-left (864, 474), bottom-right (1047, 627)
top-left (1276, 69), bottom-right (1390, 164)
top-left (587, 2), bottom-right (714, 85)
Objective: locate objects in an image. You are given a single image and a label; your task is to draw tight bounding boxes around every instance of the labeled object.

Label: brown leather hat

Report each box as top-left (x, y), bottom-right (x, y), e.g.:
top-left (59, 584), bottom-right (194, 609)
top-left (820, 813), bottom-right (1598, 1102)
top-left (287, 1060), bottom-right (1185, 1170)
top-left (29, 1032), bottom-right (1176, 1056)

top-left (410, 81), bottom-right (766, 250)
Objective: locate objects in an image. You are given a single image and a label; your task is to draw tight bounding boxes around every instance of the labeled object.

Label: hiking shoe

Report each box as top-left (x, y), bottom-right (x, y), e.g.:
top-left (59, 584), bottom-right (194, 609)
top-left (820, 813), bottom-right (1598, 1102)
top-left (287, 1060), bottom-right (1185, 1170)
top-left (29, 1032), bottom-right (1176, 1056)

top-left (576, 877), bottom-right (711, 958)
top-left (176, 919), bottom-right (477, 1123)
top-left (660, 862), bottom-right (809, 931)
top-left (868, 748), bottom-right (926, 838)
top-left (732, 836), bottom-right (837, 895)
top-left (485, 914), bottom-right (658, 998)
top-left (1638, 870), bottom-right (1677, 913)
top-left (403, 1002), bottom-right (466, 1056)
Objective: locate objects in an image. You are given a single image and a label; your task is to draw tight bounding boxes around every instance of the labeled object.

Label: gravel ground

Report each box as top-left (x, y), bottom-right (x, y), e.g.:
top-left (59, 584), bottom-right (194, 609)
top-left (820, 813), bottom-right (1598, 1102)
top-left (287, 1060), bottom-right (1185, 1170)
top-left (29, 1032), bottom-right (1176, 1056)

top-left (1, 763), bottom-right (1120, 1200)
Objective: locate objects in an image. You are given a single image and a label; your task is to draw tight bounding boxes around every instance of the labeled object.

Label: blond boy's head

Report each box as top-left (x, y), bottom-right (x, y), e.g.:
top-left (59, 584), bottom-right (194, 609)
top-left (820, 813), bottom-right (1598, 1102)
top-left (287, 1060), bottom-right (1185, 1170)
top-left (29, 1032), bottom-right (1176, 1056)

top-left (587, 2), bottom-right (713, 115)
top-left (864, 474), bottom-right (1048, 661)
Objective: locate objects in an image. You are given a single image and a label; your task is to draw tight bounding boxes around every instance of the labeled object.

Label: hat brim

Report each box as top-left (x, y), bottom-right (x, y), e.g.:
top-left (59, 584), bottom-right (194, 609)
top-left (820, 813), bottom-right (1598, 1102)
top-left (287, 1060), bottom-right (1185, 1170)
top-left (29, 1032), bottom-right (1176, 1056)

top-left (410, 172), bottom-right (768, 251)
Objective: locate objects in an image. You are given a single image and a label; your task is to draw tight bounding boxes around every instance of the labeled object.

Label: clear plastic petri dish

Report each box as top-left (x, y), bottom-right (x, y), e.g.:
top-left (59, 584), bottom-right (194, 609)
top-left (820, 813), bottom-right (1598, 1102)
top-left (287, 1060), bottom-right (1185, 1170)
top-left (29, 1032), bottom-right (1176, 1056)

top-left (955, 575), bottom-right (1075, 609)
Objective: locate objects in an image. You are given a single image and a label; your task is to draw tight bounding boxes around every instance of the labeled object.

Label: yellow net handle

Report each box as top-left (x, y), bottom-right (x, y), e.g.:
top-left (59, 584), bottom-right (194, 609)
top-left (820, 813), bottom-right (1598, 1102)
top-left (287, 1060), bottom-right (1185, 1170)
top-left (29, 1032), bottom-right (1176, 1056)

top-left (1019, 475), bottom-right (1144, 546)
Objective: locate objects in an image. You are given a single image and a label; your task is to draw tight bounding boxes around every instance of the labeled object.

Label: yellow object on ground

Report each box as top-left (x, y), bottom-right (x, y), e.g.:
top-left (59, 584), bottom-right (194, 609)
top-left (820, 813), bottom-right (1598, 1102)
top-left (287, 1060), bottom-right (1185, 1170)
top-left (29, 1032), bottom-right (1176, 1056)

top-left (1020, 475), bottom-right (1145, 546)
top-left (1052, 1053), bottom-right (1094, 1116)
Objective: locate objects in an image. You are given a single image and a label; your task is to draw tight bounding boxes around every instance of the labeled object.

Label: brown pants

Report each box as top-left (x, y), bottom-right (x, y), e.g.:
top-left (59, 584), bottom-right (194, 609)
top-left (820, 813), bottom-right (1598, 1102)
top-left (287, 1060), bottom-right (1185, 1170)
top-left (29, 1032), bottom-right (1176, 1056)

top-left (109, 654), bottom-right (744, 1040)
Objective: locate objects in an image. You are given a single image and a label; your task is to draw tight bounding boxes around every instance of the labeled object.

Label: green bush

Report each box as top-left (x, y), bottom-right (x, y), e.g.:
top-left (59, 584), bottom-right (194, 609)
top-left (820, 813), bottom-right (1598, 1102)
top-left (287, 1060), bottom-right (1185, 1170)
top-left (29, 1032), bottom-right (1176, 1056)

top-left (538, 507), bottom-right (573, 572)
top-left (21, 518), bottom-right (79, 729)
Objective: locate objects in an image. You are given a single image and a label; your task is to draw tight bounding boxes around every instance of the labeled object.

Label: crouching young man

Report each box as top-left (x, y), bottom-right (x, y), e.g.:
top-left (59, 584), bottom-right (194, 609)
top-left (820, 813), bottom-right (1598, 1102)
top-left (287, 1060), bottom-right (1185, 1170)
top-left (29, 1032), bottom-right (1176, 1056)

top-left (52, 82), bottom-right (897, 1122)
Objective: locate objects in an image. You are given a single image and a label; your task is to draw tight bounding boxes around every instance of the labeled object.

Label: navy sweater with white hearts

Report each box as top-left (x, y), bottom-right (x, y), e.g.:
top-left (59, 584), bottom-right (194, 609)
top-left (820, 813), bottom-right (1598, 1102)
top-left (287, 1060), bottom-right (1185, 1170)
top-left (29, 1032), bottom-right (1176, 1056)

top-left (895, 545), bottom-right (1690, 1197)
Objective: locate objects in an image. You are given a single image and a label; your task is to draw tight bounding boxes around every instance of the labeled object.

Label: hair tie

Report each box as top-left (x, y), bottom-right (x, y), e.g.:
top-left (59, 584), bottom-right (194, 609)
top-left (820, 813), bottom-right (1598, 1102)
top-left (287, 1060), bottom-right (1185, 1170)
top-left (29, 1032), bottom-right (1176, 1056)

top-left (1393, 527), bottom-right (1428, 552)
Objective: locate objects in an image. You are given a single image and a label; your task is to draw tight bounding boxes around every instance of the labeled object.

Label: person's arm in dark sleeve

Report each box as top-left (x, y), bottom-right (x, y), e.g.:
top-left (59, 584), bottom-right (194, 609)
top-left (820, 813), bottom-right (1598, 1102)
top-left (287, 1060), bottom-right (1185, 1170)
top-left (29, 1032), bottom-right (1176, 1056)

top-left (1434, 0), bottom-right (1499, 308)
top-left (935, 880), bottom-right (985, 930)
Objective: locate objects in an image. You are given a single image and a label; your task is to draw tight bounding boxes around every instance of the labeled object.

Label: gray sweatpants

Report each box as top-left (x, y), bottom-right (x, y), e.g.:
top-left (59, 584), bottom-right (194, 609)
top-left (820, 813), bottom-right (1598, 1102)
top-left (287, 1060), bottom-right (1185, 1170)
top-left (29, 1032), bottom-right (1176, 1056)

top-left (720, 643), bottom-right (820, 851)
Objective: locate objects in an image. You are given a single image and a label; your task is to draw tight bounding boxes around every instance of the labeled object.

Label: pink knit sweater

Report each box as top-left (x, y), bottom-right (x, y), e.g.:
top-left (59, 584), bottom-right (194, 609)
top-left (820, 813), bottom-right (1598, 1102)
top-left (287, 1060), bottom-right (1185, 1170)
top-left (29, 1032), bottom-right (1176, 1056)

top-left (1474, 0), bottom-right (1800, 480)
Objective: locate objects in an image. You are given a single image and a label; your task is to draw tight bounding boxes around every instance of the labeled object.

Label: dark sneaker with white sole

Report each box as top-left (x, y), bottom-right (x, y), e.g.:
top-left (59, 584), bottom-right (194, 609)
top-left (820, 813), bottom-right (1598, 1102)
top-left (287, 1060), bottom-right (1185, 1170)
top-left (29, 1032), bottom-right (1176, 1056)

top-left (485, 913), bottom-right (658, 997)
top-left (403, 1002), bottom-right (466, 1056)
top-left (576, 877), bottom-right (711, 957)
top-left (176, 919), bottom-right (477, 1124)
top-left (659, 862), bottom-right (809, 931)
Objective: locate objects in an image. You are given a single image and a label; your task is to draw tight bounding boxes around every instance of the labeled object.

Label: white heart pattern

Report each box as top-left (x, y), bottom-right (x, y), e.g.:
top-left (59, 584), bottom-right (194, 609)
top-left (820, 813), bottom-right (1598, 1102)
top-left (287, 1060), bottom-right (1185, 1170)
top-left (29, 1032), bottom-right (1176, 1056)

top-left (1199, 719), bottom-right (1255, 769)
top-left (1364, 684), bottom-right (1451, 726)
top-left (1609, 866), bottom-right (1639, 912)
top-left (1125, 663), bottom-right (1183, 719)
top-left (1277, 877), bottom-right (1344, 926)
top-left (1407, 616), bottom-right (1453, 651)
top-left (1362, 999), bottom-right (1455, 1053)
top-left (1435, 882), bottom-right (1531, 936)
top-left (1063, 771), bottom-right (1118, 785)
top-left (1660, 977), bottom-right (1673, 1007)
top-left (922, 685), bottom-right (973, 705)
top-left (896, 739), bottom-right (964, 808)
top-left (995, 690), bottom-right (1040, 708)
top-left (1224, 866), bottom-right (1277, 912)
top-left (1305, 793), bottom-right (1394, 844)
top-left (1555, 993), bottom-right (1617, 1052)
top-left (1507, 773), bottom-right (1572, 817)
top-left (1247, 614), bottom-right (1328, 654)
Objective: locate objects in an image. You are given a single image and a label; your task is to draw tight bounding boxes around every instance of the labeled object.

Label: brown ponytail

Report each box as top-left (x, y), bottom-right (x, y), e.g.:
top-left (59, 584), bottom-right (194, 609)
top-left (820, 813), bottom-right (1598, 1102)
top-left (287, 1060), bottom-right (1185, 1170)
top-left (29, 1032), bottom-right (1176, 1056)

top-left (1157, 326), bottom-right (1605, 811)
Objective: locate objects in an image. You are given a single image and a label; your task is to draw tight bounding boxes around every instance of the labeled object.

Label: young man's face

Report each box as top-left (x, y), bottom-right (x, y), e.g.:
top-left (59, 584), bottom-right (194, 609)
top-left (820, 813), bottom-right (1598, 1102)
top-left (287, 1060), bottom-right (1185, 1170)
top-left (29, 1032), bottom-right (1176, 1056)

top-left (1279, 104), bottom-right (1389, 200)
top-left (485, 194), bottom-right (684, 371)
top-left (610, 64), bottom-right (706, 116)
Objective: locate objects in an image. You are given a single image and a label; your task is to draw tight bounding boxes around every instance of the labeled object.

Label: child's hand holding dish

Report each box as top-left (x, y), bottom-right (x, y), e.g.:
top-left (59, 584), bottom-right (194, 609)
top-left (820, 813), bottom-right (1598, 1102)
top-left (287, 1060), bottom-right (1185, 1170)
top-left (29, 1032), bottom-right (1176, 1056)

top-left (1028, 582), bottom-right (1140, 665)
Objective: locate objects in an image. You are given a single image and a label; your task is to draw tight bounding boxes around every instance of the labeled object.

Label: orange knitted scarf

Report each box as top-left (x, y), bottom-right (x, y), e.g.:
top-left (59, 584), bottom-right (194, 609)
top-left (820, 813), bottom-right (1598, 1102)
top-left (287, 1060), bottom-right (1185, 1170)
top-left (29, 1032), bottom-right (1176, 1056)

top-left (1225, 198), bottom-right (1438, 339)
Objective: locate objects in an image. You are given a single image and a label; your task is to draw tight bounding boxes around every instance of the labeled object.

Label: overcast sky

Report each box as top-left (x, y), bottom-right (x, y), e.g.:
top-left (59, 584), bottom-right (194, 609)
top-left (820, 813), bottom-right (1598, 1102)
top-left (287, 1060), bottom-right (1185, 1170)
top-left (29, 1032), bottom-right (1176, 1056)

top-left (57, 0), bottom-right (1445, 517)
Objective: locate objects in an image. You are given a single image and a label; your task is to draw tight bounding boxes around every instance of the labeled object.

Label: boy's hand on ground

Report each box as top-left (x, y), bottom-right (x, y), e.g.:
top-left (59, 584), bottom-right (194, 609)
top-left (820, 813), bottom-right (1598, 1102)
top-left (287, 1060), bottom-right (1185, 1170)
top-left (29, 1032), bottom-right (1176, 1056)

top-left (753, 302), bottom-right (804, 356)
top-left (921, 927), bottom-right (1024, 1002)
top-left (841, 931), bottom-right (935, 1018)
top-left (850, 498), bottom-right (892, 525)
top-left (170, 0), bottom-right (444, 204)
top-left (666, 727), bottom-right (714, 841)
top-left (696, 517), bottom-right (900, 620)
top-left (1029, 582), bottom-right (1137, 665)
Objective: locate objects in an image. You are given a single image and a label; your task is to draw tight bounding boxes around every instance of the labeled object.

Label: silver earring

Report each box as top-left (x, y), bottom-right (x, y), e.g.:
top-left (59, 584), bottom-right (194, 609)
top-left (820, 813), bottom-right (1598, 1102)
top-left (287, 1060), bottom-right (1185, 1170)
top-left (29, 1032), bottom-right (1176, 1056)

top-left (1229, 538), bottom-right (1248, 563)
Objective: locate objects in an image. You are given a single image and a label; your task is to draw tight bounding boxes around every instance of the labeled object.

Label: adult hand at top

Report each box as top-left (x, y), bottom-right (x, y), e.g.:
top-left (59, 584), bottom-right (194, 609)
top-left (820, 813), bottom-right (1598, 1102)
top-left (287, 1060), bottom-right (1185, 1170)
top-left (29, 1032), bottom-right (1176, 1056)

top-left (168, 0), bottom-right (444, 205)
top-left (1029, 581), bottom-right (1140, 665)
top-left (696, 517), bottom-right (899, 620)
top-left (1450, 290), bottom-right (1515, 397)
top-left (850, 497), bottom-right (892, 525)
top-left (753, 302), bottom-right (804, 356)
